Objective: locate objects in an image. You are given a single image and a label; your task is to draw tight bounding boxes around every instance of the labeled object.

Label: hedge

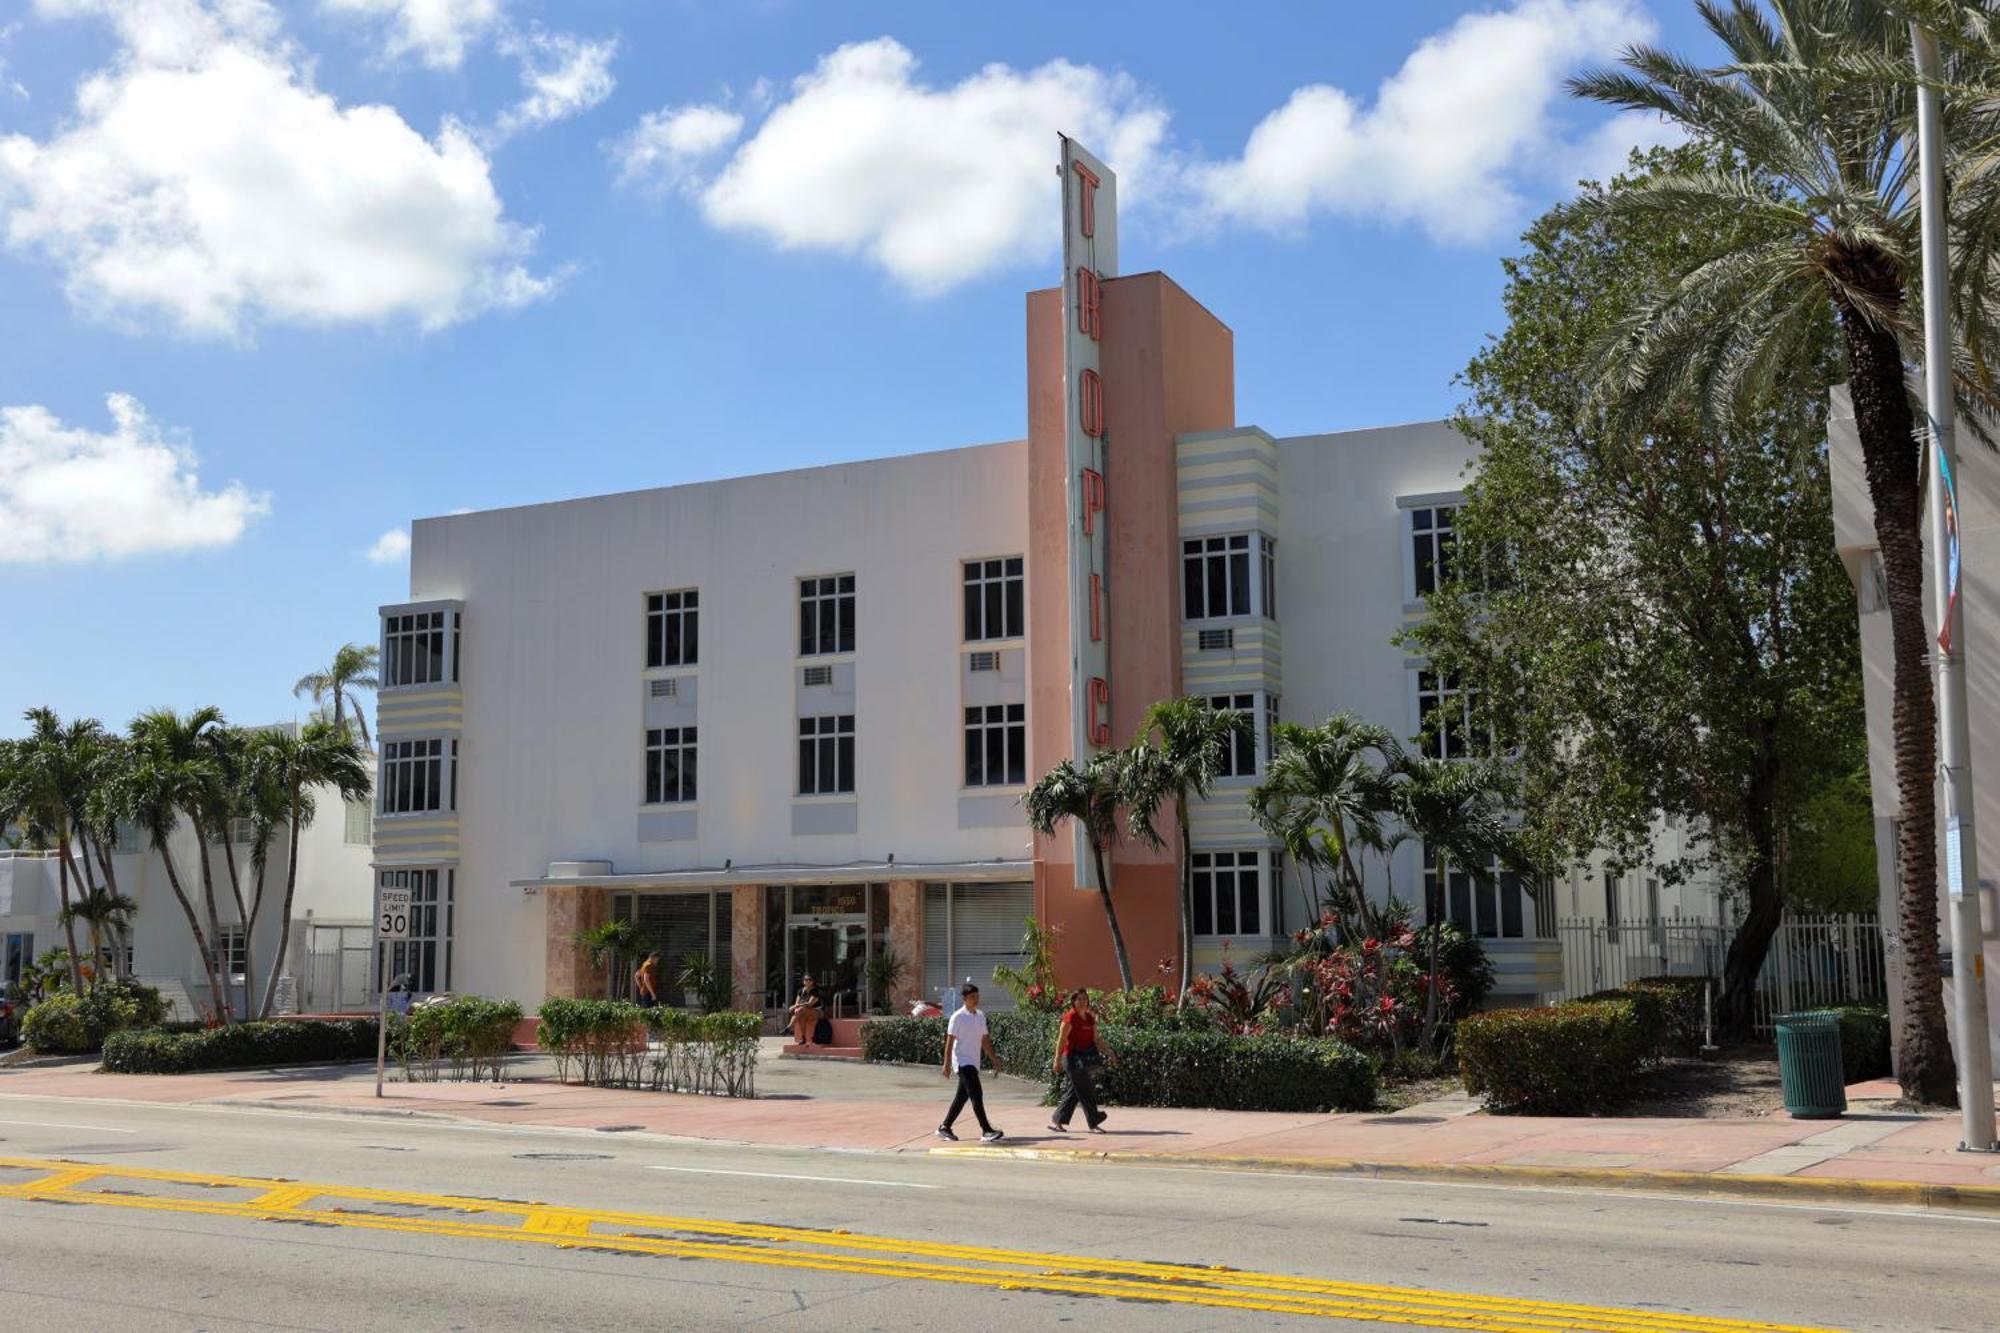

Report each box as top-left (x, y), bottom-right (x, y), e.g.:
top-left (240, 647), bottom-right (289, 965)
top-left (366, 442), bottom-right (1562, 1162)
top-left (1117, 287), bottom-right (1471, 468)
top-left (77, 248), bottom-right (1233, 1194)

top-left (23, 980), bottom-right (169, 1054)
top-left (393, 995), bottom-right (523, 1083)
top-left (1627, 976), bottom-right (1708, 1055)
top-left (536, 998), bottom-right (761, 1097)
top-left (1458, 1000), bottom-right (1645, 1114)
top-left (862, 1014), bottom-right (1375, 1113)
top-left (101, 1018), bottom-right (378, 1074)
top-left (1831, 1004), bottom-right (1891, 1083)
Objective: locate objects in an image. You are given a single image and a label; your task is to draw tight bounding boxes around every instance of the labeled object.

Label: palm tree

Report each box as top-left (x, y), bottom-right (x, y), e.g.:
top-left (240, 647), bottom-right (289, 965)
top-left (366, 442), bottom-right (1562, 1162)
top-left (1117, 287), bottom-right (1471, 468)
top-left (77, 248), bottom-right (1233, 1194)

top-left (254, 721), bottom-right (371, 1017)
top-left (124, 707), bottom-right (231, 1021)
top-left (1023, 749), bottom-right (1136, 990)
top-left (6, 710), bottom-right (94, 993)
top-left (1568, 0), bottom-right (2000, 1105)
top-left (1249, 716), bottom-right (1398, 929)
top-left (293, 643), bottom-right (381, 746)
top-left (1125, 697), bottom-right (1245, 1006)
top-left (60, 886), bottom-right (138, 982)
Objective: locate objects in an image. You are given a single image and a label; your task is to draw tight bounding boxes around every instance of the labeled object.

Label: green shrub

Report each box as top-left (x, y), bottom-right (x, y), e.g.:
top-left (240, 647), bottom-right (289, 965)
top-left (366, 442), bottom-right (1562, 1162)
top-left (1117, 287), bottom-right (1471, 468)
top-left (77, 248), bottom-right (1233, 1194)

top-left (1831, 1004), bottom-right (1891, 1083)
top-left (1458, 1001), bottom-right (1645, 1114)
top-left (537, 997), bottom-right (647, 1085)
top-left (862, 1013), bottom-right (1373, 1113)
top-left (535, 997), bottom-right (760, 1097)
top-left (1086, 985), bottom-right (1211, 1032)
top-left (1628, 976), bottom-right (1709, 1055)
top-left (393, 995), bottom-right (523, 1083)
top-left (22, 979), bottom-right (168, 1054)
top-left (1412, 924), bottom-right (1496, 1018)
top-left (101, 1019), bottom-right (378, 1074)
top-left (1576, 985), bottom-right (1671, 1062)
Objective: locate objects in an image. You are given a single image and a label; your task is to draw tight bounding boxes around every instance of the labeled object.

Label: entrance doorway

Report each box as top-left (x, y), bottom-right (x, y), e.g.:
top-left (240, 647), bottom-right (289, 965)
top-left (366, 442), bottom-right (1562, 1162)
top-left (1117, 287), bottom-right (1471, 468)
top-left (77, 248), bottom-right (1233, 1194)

top-left (788, 916), bottom-right (867, 1017)
top-left (764, 884), bottom-right (888, 1016)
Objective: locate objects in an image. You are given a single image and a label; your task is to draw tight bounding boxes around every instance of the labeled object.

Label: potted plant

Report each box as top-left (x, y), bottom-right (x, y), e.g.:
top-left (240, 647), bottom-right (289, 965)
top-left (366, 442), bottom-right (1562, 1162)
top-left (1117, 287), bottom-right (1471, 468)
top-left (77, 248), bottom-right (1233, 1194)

top-left (676, 953), bottom-right (716, 1010)
top-left (864, 948), bottom-right (908, 1016)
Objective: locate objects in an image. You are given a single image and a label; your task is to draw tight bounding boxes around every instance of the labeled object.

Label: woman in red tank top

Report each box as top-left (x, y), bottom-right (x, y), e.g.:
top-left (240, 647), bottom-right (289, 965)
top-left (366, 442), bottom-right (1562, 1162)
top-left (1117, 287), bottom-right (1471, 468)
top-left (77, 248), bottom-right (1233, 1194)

top-left (1050, 989), bottom-right (1114, 1133)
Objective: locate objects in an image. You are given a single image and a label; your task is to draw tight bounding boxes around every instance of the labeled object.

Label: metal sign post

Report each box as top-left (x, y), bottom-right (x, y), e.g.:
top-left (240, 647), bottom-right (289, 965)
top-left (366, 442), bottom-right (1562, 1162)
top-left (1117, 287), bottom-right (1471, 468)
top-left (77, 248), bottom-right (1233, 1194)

top-left (374, 885), bottom-right (411, 1099)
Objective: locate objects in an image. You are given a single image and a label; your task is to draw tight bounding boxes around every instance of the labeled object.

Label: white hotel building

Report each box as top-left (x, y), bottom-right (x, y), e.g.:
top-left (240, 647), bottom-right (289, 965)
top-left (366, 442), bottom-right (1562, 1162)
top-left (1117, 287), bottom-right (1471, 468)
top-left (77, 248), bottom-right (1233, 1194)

top-left (372, 144), bottom-right (1700, 1020)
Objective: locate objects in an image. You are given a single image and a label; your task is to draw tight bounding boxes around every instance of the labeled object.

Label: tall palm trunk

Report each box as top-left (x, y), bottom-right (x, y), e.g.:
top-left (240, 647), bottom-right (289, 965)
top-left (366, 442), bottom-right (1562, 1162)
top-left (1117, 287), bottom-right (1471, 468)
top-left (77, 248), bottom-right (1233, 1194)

top-left (217, 834), bottom-right (254, 1022)
top-left (1088, 839), bottom-right (1134, 990)
top-left (72, 827), bottom-right (109, 988)
top-left (53, 827), bottom-right (84, 992)
top-left (1174, 793), bottom-right (1194, 1009)
top-left (93, 837), bottom-right (125, 978)
top-left (157, 842), bottom-right (227, 1023)
top-left (259, 795), bottom-right (306, 1018)
top-left (193, 824), bottom-right (232, 1021)
top-left (1837, 286), bottom-right (1957, 1105)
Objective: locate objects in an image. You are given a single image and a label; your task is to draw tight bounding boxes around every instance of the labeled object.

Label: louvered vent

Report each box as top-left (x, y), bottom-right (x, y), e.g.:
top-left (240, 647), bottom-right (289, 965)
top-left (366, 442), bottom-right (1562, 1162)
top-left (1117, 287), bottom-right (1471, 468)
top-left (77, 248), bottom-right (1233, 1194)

top-left (649, 678), bottom-right (677, 698)
top-left (803, 665), bottom-right (833, 688)
top-left (1197, 628), bottom-right (1235, 652)
top-left (968, 651), bottom-right (1000, 672)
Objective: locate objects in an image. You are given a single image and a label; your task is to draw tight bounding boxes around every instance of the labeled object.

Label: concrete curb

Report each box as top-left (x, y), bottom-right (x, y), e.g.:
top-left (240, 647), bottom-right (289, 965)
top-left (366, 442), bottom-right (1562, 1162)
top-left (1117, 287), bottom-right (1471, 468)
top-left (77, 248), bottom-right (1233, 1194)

top-left (929, 1144), bottom-right (2000, 1213)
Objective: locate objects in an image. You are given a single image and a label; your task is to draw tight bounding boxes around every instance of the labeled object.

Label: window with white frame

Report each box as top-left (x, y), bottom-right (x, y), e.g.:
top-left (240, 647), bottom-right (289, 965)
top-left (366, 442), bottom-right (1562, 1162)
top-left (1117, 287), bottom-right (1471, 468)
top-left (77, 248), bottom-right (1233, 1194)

top-left (798, 714), bottom-right (855, 795)
top-left (1192, 850), bottom-right (1264, 937)
top-left (646, 590), bottom-right (699, 668)
top-left (800, 575), bottom-right (856, 656)
top-left (645, 726), bottom-right (698, 804)
top-left (1208, 694), bottom-right (1258, 777)
top-left (215, 926), bottom-right (247, 977)
top-left (384, 610), bottom-right (447, 687)
top-left (1423, 845), bottom-right (1530, 939)
top-left (378, 867), bottom-right (453, 994)
top-left (1182, 534), bottom-right (1251, 619)
top-left (1265, 694), bottom-right (1281, 763)
top-left (964, 704), bottom-right (1026, 787)
top-left (1416, 669), bottom-right (1487, 760)
top-left (380, 738), bottom-right (451, 815)
top-left (1260, 536), bottom-right (1278, 618)
top-left (1411, 506), bottom-right (1457, 597)
top-left (114, 821), bottom-right (144, 855)
top-left (963, 557), bottom-right (1025, 641)
top-left (4, 932), bottom-right (35, 989)
top-left (344, 798), bottom-right (372, 845)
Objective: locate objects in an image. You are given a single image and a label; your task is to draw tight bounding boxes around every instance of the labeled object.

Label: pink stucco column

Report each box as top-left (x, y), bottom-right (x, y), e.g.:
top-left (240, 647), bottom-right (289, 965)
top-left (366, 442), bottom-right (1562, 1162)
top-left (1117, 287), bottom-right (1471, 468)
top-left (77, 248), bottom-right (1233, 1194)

top-left (888, 879), bottom-right (923, 1009)
top-left (543, 884), bottom-right (610, 999)
top-left (731, 884), bottom-right (764, 1013)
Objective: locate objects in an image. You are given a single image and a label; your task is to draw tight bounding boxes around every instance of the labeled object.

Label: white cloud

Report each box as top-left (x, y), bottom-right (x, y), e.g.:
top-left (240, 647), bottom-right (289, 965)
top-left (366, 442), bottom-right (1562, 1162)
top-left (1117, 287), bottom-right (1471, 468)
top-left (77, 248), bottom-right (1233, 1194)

top-left (1188, 0), bottom-right (1654, 243)
top-left (678, 38), bottom-right (1169, 295)
top-left (365, 526), bottom-right (411, 564)
top-left (491, 28), bottom-right (617, 143)
top-left (320, 0), bottom-right (501, 69)
top-left (613, 104), bottom-right (744, 192)
top-left (0, 393), bottom-right (268, 563)
top-left (1, 0), bottom-right (553, 335)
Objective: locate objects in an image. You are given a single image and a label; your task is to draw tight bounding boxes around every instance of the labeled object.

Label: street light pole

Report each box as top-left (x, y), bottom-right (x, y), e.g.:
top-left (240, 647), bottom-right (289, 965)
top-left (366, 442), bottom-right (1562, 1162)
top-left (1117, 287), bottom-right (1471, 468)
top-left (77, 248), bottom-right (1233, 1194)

top-left (1911, 22), bottom-right (1997, 1152)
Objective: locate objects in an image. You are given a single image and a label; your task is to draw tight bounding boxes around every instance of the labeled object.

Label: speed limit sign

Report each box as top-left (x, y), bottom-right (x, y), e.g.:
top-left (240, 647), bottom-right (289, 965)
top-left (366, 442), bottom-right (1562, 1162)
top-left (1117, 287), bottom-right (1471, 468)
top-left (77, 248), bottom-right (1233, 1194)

top-left (378, 887), bottom-right (412, 941)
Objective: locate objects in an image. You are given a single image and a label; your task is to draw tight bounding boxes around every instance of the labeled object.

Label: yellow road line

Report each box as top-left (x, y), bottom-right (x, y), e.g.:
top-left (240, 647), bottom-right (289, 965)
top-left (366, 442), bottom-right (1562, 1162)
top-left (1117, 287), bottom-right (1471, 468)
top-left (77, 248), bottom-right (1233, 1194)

top-left (0, 1157), bottom-right (1845, 1333)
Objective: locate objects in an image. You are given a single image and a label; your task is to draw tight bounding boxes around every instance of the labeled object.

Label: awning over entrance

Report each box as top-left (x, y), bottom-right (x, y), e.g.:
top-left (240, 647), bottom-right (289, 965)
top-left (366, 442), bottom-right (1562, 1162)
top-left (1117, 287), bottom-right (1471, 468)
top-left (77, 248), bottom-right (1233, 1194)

top-left (512, 859), bottom-right (1032, 892)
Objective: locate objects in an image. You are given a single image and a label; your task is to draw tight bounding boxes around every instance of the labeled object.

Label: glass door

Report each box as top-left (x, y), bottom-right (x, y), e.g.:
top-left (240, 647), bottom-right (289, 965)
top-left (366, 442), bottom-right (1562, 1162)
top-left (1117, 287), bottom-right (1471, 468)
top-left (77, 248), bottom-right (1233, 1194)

top-left (788, 916), bottom-right (868, 1017)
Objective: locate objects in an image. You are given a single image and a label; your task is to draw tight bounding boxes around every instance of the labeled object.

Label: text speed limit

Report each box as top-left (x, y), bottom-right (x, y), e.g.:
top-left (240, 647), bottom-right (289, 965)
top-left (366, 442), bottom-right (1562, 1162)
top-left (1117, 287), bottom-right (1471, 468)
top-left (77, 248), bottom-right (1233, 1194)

top-left (377, 887), bottom-right (412, 941)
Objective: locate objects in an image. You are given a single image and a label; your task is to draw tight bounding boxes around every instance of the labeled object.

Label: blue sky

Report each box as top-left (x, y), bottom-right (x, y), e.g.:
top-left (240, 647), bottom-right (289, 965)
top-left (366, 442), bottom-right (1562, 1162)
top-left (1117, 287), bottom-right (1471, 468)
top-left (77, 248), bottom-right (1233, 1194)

top-left (0, 0), bottom-right (1709, 734)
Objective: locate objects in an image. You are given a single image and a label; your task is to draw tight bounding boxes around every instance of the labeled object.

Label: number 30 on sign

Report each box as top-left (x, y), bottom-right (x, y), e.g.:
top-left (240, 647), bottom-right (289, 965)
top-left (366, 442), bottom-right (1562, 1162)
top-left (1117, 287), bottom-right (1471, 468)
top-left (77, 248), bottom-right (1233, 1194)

top-left (377, 887), bottom-right (412, 941)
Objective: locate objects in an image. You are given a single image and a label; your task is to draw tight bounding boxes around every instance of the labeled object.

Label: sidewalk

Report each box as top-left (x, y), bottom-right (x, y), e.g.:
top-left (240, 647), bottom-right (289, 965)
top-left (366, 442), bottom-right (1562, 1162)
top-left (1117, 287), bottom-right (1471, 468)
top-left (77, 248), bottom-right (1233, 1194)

top-left (4, 1045), bottom-right (1997, 1205)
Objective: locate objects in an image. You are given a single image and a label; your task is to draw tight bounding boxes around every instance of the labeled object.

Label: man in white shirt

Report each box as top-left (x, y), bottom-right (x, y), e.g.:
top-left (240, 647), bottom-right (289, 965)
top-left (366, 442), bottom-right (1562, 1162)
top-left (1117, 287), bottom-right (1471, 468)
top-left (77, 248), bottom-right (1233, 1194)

top-left (937, 983), bottom-right (1005, 1142)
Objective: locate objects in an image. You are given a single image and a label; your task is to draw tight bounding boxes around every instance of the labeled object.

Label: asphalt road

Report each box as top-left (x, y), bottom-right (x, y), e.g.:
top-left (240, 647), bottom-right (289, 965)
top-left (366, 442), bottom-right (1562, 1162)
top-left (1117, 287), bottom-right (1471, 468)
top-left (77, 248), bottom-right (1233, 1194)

top-left (0, 1089), bottom-right (1989, 1332)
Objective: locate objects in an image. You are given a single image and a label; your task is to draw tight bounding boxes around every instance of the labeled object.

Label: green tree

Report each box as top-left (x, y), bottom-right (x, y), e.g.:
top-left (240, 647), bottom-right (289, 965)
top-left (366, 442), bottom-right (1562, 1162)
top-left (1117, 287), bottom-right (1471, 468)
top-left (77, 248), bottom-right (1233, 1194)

top-left (1401, 141), bottom-right (1864, 1038)
top-left (1022, 749), bottom-right (1136, 990)
top-left (251, 721), bottom-right (372, 1017)
top-left (1568, 3), bottom-right (2000, 1096)
top-left (124, 707), bottom-right (231, 1021)
top-left (1248, 716), bottom-right (1398, 930)
top-left (2, 710), bottom-right (98, 992)
top-left (293, 642), bottom-right (381, 746)
top-left (60, 886), bottom-right (138, 982)
top-left (1124, 698), bottom-right (1244, 1006)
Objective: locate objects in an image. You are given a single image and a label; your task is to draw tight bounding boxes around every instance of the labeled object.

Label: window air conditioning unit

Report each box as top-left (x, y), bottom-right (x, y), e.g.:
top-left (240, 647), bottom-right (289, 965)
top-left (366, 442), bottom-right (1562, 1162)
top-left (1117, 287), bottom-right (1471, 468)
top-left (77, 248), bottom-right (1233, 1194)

top-left (1197, 628), bottom-right (1235, 652)
top-left (968, 651), bottom-right (1000, 672)
top-left (803, 665), bottom-right (834, 688)
top-left (649, 678), bottom-right (677, 698)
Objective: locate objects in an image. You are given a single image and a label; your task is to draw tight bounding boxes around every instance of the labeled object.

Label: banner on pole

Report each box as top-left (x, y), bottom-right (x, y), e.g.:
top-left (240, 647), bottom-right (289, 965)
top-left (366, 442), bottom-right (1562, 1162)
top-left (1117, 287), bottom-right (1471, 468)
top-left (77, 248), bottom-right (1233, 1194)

top-left (1939, 438), bottom-right (1962, 654)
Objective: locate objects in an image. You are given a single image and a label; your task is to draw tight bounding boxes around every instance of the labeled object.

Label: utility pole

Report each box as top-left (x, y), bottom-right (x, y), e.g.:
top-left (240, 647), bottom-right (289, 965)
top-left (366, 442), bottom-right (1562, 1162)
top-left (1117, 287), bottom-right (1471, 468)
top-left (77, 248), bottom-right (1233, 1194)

top-left (1911, 22), bottom-right (1997, 1152)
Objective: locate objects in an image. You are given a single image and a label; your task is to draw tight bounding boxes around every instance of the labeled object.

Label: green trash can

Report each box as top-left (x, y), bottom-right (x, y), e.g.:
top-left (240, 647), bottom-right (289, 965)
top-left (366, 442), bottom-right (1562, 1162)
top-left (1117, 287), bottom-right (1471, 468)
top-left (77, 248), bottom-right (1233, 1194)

top-left (1774, 1011), bottom-right (1847, 1119)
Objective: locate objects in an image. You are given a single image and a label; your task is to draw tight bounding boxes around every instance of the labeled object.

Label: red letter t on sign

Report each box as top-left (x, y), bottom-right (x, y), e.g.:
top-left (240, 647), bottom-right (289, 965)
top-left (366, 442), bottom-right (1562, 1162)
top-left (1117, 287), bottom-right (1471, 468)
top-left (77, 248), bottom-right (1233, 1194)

top-left (1072, 160), bottom-right (1101, 238)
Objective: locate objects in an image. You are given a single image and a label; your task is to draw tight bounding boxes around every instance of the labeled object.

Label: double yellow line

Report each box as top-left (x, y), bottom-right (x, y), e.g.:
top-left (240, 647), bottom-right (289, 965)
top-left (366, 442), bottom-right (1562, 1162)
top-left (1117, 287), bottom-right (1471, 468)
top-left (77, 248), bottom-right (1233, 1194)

top-left (0, 1156), bottom-right (1843, 1332)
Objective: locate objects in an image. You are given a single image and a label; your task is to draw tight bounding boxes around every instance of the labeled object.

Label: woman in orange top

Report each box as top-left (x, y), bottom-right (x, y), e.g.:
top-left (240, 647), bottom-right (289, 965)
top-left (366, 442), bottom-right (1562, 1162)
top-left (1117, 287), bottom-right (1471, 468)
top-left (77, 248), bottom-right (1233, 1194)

top-left (634, 952), bottom-right (661, 1009)
top-left (1049, 988), bottom-right (1113, 1133)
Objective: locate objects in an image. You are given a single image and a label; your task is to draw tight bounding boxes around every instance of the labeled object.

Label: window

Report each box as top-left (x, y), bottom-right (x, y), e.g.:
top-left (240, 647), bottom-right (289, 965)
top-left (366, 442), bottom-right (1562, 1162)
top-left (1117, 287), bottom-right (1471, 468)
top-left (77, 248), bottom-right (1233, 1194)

top-left (3, 933), bottom-right (33, 989)
top-left (798, 714), bottom-right (855, 795)
top-left (1424, 846), bottom-right (1529, 939)
top-left (1183, 535), bottom-right (1251, 619)
top-left (800, 575), bottom-right (856, 655)
top-left (963, 557), bottom-right (1025, 641)
top-left (384, 610), bottom-right (447, 687)
top-left (1604, 872), bottom-right (1621, 928)
top-left (1416, 669), bottom-right (1487, 760)
top-left (1411, 507), bottom-right (1457, 597)
top-left (646, 590), bottom-right (699, 668)
top-left (215, 927), bottom-right (247, 977)
top-left (114, 821), bottom-right (144, 855)
top-left (964, 704), bottom-right (1026, 787)
top-left (1859, 552), bottom-right (1890, 614)
top-left (645, 726), bottom-right (698, 804)
top-left (1260, 536), bottom-right (1278, 619)
top-left (1192, 851), bottom-right (1263, 937)
top-left (1265, 694), bottom-right (1281, 763)
top-left (1208, 694), bottom-right (1257, 777)
top-left (380, 738), bottom-right (449, 815)
top-left (228, 817), bottom-right (258, 845)
top-left (378, 867), bottom-right (453, 994)
top-left (344, 799), bottom-right (372, 845)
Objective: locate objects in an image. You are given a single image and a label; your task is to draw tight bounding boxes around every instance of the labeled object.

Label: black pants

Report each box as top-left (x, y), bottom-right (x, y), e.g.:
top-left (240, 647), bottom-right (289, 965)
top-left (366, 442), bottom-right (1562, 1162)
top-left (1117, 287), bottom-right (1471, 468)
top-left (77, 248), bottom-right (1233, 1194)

top-left (1054, 1052), bottom-right (1103, 1128)
top-left (943, 1066), bottom-right (995, 1132)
